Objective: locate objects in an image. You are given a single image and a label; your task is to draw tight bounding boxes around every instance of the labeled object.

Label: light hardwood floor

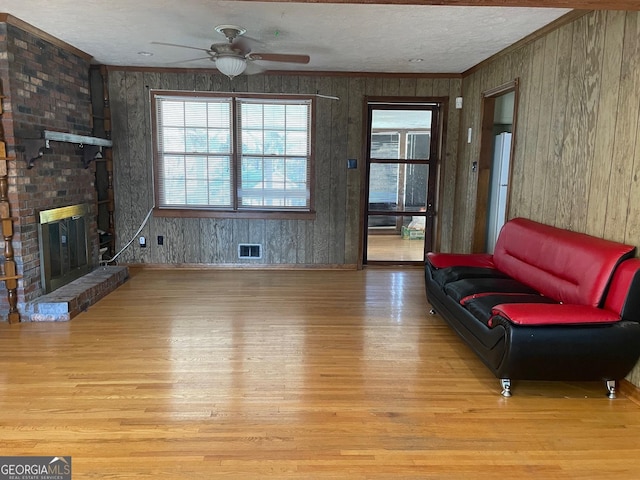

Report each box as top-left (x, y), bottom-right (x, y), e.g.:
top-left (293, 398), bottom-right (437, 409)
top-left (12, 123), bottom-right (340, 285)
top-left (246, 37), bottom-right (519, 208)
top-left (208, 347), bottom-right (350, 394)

top-left (1, 268), bottom-right (640, 479)
top-left (367, 233), bottom-right (425, 262)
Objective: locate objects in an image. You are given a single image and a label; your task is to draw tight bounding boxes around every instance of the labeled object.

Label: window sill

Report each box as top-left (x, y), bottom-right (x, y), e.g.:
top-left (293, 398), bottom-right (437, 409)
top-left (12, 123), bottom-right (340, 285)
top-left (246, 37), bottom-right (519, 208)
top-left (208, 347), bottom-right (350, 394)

top-left (153, 207), bottom-right (316, 220)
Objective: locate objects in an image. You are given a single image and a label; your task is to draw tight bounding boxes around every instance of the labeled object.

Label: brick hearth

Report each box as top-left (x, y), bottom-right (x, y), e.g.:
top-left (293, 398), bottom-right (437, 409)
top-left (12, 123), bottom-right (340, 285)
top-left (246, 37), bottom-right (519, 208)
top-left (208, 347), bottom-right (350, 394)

top-left (24, 266), bottom-right (128, 322)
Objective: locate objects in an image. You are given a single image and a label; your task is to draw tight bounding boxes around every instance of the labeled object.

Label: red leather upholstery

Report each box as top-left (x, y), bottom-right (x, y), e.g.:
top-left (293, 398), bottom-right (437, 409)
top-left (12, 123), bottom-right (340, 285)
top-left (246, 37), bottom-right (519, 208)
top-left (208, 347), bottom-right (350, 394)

top-left (493, 218), bottom-right (634, 307)
top-left (490, 303), bottom-right (620, 326)
top-left (427, 252), bottom-right (494, 269)
top-left (604, 258), bottom-right (640, 316)
top-left (463, 293), bottom-right (557, 325)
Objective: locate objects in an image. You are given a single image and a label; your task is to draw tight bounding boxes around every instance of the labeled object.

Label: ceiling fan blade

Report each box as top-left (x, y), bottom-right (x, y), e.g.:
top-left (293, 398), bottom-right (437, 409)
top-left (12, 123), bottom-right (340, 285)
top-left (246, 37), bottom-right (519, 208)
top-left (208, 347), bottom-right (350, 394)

top-left (249, 53), bottom-right (310, 64)
top-left (244, 62), bottom-right (265, 75)
top-left (151, 41), bottom-right (211, 54)
top-left (166, 56), bottom-right (213, 65)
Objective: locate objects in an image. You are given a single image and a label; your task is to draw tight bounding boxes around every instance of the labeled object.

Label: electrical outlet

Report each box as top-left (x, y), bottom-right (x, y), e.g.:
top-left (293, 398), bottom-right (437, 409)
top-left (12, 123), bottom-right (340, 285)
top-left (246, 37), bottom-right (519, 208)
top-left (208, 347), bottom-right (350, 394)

top-left (157, 235), bottom-right (164, 245)
top-left (139, 236), bottom-right (146, 248)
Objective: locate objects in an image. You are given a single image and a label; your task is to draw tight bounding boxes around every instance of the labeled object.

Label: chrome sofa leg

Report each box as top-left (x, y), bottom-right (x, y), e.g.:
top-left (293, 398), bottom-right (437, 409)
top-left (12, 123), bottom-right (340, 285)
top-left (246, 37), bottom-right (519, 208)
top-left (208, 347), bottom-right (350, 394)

top-left (500, 378), bottom-right (512, 397)
top-left (429, 308), bottom-right (436, 315)
top-left (606, 380), bottom-right (616, 399)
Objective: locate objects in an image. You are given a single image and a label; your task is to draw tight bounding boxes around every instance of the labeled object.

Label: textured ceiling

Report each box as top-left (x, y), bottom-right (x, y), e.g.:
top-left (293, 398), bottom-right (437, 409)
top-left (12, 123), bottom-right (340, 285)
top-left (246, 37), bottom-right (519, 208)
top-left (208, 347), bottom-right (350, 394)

top-left (1, 1), bottom-right (571, 74)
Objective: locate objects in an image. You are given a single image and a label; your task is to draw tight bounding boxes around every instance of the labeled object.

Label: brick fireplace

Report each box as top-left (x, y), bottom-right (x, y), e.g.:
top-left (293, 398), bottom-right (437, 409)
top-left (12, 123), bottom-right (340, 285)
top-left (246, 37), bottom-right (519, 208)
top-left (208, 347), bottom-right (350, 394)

top-left (0, 17), bottom-right (126, 321)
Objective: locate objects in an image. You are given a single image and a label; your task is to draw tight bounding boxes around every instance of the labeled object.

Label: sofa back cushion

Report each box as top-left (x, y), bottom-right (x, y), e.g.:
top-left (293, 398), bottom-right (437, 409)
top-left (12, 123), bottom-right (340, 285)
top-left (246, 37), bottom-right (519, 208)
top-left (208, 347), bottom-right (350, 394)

top-left (493, 218), bottom-right (635, 307)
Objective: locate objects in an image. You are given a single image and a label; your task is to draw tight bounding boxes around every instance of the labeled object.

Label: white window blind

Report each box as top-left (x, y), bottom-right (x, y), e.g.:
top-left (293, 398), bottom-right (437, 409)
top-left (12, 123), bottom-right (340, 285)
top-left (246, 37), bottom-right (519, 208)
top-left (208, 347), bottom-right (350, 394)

top-left (156, 96), bottom-right (233, 208)
top-left (237, 99), bottom-right (311, 209)
top-left (154, 93), bottom-right (312, 212)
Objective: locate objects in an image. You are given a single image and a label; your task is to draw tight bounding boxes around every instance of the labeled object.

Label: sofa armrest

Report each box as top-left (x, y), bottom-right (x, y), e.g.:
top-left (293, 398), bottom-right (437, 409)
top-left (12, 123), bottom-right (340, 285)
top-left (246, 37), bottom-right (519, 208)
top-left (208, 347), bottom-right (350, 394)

top-left (427, 253), bottom-right (495, 269)
top-left (489, 303), bottom-right (620, 326)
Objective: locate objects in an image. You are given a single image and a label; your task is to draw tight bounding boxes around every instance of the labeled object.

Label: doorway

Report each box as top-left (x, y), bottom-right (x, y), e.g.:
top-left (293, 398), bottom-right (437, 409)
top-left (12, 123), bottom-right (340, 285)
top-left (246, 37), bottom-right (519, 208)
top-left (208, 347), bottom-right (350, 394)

top-left (363, 100), bottom-right (441, 265)
top-left (472, 80), bottom-right (519, 253)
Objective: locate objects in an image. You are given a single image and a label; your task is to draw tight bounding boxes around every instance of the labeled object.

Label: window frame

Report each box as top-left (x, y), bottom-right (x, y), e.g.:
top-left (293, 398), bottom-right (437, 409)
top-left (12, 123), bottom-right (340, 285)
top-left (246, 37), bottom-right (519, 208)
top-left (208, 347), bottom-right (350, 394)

top-left (151, 90), bottom-right (316, 219)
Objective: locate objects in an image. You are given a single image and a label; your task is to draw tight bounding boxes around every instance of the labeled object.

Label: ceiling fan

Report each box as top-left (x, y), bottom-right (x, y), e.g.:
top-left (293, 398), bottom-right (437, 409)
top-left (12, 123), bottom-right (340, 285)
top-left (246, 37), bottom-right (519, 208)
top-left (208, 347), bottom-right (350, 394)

top-left (153, 25), bottom-right (310, 79)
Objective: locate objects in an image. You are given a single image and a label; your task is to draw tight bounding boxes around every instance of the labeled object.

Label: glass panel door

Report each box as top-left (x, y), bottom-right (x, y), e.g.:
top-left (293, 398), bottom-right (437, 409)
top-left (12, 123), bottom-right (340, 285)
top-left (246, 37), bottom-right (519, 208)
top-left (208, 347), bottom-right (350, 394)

top-left (364, 103), bottom-right (439, 264)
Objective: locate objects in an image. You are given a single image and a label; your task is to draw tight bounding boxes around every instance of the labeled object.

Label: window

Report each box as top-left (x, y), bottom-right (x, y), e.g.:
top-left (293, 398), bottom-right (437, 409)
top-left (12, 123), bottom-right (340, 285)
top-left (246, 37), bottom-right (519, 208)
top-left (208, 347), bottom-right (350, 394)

top-left (152, 91), bottom-right (314, 217)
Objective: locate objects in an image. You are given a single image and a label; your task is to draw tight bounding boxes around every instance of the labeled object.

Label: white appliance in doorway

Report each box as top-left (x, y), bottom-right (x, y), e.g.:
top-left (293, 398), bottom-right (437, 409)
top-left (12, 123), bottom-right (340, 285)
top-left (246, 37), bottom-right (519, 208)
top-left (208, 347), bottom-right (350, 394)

top-left (486, 132), bottom-right (512, 253)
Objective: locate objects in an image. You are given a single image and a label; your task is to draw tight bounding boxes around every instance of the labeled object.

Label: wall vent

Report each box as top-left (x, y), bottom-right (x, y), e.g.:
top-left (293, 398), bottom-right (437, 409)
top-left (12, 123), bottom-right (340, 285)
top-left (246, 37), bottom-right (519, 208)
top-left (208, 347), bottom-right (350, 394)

top-left (238, 243), bottom-right (262, 259)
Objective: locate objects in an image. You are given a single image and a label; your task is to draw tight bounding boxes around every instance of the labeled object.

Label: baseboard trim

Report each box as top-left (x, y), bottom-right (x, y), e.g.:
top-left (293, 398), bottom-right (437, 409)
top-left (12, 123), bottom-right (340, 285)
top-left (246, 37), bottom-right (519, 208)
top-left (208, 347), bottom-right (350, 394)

top-left (124, 263), bottom-right (359, 271)
top-left (620, 379), bottom-right (640, 407)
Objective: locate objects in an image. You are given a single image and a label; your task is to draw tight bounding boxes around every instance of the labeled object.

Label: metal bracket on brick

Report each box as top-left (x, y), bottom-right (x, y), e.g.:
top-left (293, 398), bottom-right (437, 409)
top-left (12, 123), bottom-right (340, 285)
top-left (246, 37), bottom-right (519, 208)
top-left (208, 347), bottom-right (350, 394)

top-left (21, 139), bottom-right (52, 169)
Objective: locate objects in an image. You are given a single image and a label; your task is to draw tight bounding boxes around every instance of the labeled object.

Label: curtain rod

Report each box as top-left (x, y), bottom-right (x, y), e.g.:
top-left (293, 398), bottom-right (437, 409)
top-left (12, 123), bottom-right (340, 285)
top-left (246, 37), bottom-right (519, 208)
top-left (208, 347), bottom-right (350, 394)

top-left (147, 87), bottom-right (340, 101)
top-left (314, 93), bottom-right (340, 101)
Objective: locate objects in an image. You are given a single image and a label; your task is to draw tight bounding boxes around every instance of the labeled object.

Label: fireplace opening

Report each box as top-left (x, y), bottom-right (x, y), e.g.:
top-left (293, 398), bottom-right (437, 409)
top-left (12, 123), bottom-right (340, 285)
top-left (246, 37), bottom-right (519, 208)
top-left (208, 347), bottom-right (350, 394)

top-left (38, 204), bottom-right (93, 293)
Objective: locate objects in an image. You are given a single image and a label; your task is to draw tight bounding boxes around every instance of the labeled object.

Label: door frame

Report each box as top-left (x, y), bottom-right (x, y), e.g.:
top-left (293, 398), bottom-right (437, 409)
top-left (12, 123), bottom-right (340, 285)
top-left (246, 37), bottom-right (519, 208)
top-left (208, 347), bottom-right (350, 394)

top-left (471, 79), bottom-right (520, 253)
top-left (359, 96), bottom-right (446, 267)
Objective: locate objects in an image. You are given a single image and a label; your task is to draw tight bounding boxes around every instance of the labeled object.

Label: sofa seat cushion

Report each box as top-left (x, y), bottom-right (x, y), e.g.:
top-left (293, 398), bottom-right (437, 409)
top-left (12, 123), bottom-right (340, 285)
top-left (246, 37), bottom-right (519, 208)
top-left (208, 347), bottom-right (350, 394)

top-left (444, 277), bottom-right (539, 303)
top-left (432, 266), bottom-right (508, 288)
top-left (490, 303), bottom-right (621, 326)
top-left (461, 293), bottom-right (558, 324)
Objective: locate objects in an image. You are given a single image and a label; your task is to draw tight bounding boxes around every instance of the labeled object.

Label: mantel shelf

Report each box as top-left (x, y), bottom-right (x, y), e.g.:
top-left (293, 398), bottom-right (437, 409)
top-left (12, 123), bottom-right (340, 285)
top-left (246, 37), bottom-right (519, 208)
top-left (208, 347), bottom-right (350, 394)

top-left (24, 130), bottom-right (113, 169)
top-left (43, 130), bottom-right (112, 147)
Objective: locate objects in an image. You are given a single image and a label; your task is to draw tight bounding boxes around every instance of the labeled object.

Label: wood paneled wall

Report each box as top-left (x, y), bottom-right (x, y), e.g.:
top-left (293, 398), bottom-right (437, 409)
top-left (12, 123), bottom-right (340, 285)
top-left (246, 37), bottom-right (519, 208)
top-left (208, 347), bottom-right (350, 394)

top-left (456, 10), bottom-right (640, 386)
top-left (108, 71), bottom-right (461, 267)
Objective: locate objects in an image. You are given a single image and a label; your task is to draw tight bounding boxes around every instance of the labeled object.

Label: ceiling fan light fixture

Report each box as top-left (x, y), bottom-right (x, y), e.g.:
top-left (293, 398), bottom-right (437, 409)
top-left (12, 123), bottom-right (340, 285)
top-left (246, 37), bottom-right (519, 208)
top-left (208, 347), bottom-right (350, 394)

top-left (216, 55), bottom-right (247, 79)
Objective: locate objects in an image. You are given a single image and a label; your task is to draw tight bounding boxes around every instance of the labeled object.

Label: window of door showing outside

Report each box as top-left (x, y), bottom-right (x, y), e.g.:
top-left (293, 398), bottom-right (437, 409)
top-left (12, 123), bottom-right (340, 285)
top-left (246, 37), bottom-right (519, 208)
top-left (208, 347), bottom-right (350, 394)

top-left (365, 104), bottom-right (438, 263)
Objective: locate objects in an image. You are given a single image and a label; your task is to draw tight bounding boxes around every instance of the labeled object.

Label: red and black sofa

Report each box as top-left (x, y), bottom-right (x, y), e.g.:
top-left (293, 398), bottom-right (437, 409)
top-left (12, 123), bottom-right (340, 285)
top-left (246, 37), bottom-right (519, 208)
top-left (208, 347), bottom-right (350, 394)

top-left (425, 217), bottom-right (640, 397)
